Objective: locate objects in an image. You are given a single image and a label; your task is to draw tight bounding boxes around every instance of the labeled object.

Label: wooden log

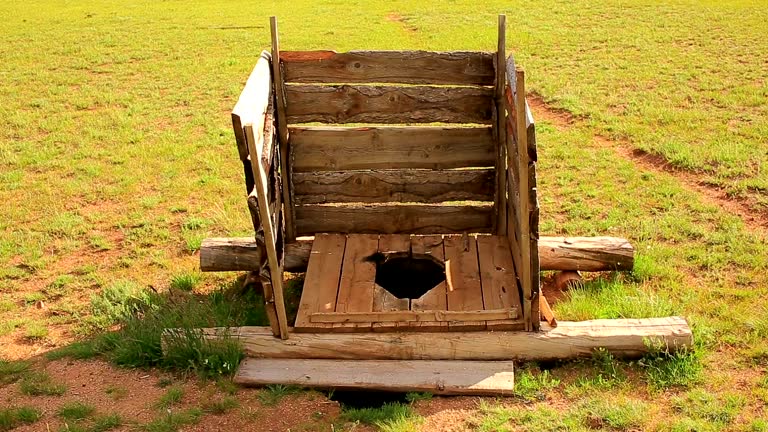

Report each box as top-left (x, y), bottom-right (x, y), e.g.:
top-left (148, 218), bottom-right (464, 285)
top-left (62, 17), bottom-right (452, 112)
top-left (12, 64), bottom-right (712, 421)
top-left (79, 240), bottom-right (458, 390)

top-left (200, 236), bottom-right (635, 273)
top-left (186, 317), bottom-right (693, 361)
top-left (295, 204), bottom-right (493, 235)
top-left (235, 358), bottom-right (515, 396)
top-left (284, 84), bottom-right (493, 124)
top-left (281, 50), bottom-right (495, 86)
top-left (290, 126), bottom-right (495, 172)
top-left (293, 169), bottom-right (495, 204)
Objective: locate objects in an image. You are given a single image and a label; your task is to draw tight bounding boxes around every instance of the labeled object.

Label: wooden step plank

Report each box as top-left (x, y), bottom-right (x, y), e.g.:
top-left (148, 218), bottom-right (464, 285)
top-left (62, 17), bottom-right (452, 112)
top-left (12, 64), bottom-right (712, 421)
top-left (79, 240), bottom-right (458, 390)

top-left (281, 50), bottom-right (495, 86)
top-left (334, 234), bottom-right (379, 332)
top-left (444, 235), bottom-right (486, 331)
top-left (285, 84), bottom-right (493, 124)
top-left (290, 126), bottom-right (495, 172)
top-left (294, 234), bottom-right (346, 332)
top-left (235, 358), bottom-right (514, 396)
top-left (477, 235), bottom-right (525, 331)
top-left (373, 234), bottom-right (411, 332)
top-left (293, 169), bottom-right (495, 204)
top-left (410, 235), bottom-right (448, 331)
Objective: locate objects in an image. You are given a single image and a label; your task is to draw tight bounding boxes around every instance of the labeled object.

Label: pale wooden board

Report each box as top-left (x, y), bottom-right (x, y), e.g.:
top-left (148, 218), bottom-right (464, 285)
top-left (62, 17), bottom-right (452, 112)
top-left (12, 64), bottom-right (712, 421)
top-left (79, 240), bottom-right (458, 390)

top-left (410, 235), bottom-right (448, 331)
top-left (284, 85), bottom-right (493, 124)
top-left (290, 126), bottom-right (495, 172)
top-left (235, 358), bottom-right (514, 395)
top-left (444, 235), bottom-right (485, 331)
top-left (373, 234), bottom-right (411, 332)
top-left (231, 51), bottom-right (273, 161)
top-left (477, 235), bottom-right (525, 331)
top-left (191, 317), bottom-right (694, 361)
top-left (281, 50), bottom-right (495, 86)
top-left (294, 234), bottom-right (346, 332)
top-left (293, 169), bottom-right (495, 204)
top-left (295, 204), bottom-right (493, 236)
top-left (334, 234), bottom-right (379, 332)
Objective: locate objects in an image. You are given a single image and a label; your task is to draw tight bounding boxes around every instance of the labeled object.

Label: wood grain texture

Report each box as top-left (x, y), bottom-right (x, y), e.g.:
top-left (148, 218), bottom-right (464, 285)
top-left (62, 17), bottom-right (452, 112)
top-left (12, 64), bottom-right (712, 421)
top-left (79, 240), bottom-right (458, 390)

top-left (334, 234), bottom-right (379, 332)
top-left (281, 50), bottom-right (495, 86)
top-left (293, 169), bottom-right (495, 204)
top-left (310, 309), bottom-right (518, 323)
top-left (494, 15), bottom-right (508, 235)
top-left (190, 317), bottom-right (693, 360)
top-left (235, 358), bottom-right (515, 395)
top-left (232, 51), bottom-right (273, 162)
top-left (290, 126), bottom-right (495, 172)
top-left (285, 84), bottom-right (493, 124)
top-left (410, 235), bottom-right (448, 331)
top-left (294, 234), bottom-right (346, 332)
top-left (295, 204), bottom-right (493, 235)
top-left (540, 294), bottom-right (557, 327)
top-left (477, 235), bottom-right (524, 331)
top-left (444, 235), bottom-right (485, 331)
top-left (372, 234), bottom-right (410, 332)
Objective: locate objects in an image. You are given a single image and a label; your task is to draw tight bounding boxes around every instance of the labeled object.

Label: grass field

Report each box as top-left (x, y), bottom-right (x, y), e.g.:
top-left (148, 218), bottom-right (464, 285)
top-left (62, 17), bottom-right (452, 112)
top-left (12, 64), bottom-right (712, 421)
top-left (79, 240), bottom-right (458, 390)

top-left (1, 0), bottom-right (767, 431)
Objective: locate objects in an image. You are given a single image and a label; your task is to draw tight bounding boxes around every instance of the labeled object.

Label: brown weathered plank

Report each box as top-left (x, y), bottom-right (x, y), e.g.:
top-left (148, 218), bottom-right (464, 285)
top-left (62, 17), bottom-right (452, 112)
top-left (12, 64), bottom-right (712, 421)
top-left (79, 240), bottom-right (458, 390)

top-left (285, 85), bottom-right (493, 124)
top-left (295, 204), bottom-right (493, 235)
top-left (477, 235), bottom-right (524, 331)
top-left (444, 235), bottom-right (485, 331)
top-left (290, 126), bottom-right (495, 172)
top-left (410, 235), bottom-right (448, 331)
top-left (294, 234), bottom-right (346, 332)
top-left (310, 309), bottom-right (518, 323)
top-left (494, 14), bottom-right (507, 235)
top-left (540, 294), bottom-right (557, 327)
top-left (281, 50), bottom-right (495, 86)
top-left (235, 358), bottom-right (515, 396)
top-left (372, 234), bottom-right (410, 332)
top-left (334, 234), bottom-right (379, 332)
top-left (293, 169), bottom-right (495, 204)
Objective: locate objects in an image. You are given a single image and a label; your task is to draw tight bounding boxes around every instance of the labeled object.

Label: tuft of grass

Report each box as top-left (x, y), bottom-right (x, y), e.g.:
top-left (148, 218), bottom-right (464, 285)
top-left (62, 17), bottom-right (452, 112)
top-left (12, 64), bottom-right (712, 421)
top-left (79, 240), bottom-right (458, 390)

top-left (581, 397), bottom-right (648, 430)
top-left (23, 322), bottom-right (49, 340)
top-left (0, 359), bottom-right (30, 384)
top-left (46, 340), bottom-right (101, 361)
top-left (514, 369), bottom-right (561, 401)
top-left (404, 392), bottom-right (432, 403)
top-left (156, 386), bottom-right (184, 409)
top-left (169, 272), bottom-right (201, 292)
top-left (202, 396), bottom-right (239, 414)
top-left (58, 401), bottom-right (96, 421)
top-left (143, 408), bottom-right (202, 432)
top-left (341, 402), bottom-right (413, 427)
top-left (105, 384), bottom-right (128, 400)
top-left (87, 279), bottom-right (157, 331)
top-left (90, 413), bottom-right (123, 432)
top-left (258, 384), bottom-right (302, 406)
top-left (672, 389), bottom-right (745, 427)
top-left (640, 346), bottom-right (703, 390)
top-left (0, 406), bottom-right (41, 431)
top-left (19, 371), bottom-right (67, 396)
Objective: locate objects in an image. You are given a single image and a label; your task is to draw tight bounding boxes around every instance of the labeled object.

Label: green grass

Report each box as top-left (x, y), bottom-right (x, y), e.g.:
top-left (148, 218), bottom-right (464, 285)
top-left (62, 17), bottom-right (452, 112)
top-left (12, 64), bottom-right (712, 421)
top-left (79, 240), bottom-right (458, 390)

top-left (0, 406), bottom-right (41, 432)
top-left (0, 359), bottom-right (30, 384)
top-left (90, 414), bottom-right (123, 432)
top-left (340, 402), bottom-right (416, 430)
top-left (19, 371), bottom-right (67, 396)
top-left (156, 386), bottom-right (184, 409)
top-left (257, 384), bottom-right (303, 406)
top-left (513, 368), bottom-right (561, 401)
top-left (58, 401), bottom-right (96, 421)
top-left (201, 396), bottom-right (239, 414)
top-left (143, 408), bottom-right (202, 432)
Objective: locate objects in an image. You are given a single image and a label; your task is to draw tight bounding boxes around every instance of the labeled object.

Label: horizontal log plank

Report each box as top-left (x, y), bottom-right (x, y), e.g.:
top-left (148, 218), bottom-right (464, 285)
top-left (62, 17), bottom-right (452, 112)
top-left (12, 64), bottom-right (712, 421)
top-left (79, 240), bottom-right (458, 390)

top-left (285, 84), bottom-right (493, 124)
top-left (309, 308), bottom-right (519, 323)
top-left (199, 235), bottom-right (635, 273)
top-left (295, 204), bottom-right (493, 235)
top-left (290, 126), bottom-right (495, 171)
top-left (293, 169), bottom-right (495, 204)
top-left (281, 50), bottom-right (496, 86)
top-left (181, 317), bottom-right (693, 360)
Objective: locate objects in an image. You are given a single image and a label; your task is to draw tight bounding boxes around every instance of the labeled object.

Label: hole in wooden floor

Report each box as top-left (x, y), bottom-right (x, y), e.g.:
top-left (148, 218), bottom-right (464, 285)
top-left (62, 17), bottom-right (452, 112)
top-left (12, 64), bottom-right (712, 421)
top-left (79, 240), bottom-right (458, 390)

top-left (364, 252), bottom-right (445, 299)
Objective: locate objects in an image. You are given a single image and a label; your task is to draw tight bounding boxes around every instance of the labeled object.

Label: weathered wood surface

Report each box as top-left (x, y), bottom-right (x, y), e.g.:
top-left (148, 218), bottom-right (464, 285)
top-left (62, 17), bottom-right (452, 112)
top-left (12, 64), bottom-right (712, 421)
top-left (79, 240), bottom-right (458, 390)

top-left (294, 234), bottom-right (346, 332)
top-left (290, 126), bottom-right (495, 172)
top-left (293, 169), bottom-right (495, 204)
top-left (477, 235), bottom-right (524, 330)
top-left (235, 358), bottom-right (515, 395)
top-left (281, 50), bottom-right (495, 86)
top-left (540, 294), bottom-right (557, 327)
top-left (444, 235), bottom-right (486, 331)
top-left (199, 236), bottom-right (634, 273)
top-left (190, 317), bottom-right (693, 360)
top-left (294, 204), bottom-right (493, 235)
top-left (310, 309), bottom-right (518, 323)
top-left (372, 234), bottom-right (410, 332)
top-left (494, 14), bottom-right (508, 235)
top-left (232, 51), bottom-right (274, 162)
top-left (410, 235), bottom-right (448, 331)
top-left (284, 84), bottom-right (494, 124)
top-left (334, 234), bottom-right (378, 332)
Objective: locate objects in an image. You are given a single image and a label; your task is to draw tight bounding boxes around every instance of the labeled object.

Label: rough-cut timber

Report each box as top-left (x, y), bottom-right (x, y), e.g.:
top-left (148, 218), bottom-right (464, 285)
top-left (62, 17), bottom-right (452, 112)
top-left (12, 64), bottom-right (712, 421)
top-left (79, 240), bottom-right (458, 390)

top-left (281, 50), bottom-right (496, 86)
top-left (295, 204), bottom-right (493, 235)
top-left (290, 126), bottom-right (495, 172)
top-left (236, 358), bottom-right (514, 395)
top-left (293, 169), bottom-right (495, 204)
top-left (199, 236), bottom-right (634, 273)
top-left (539, 237), bottom-right (634, 271)
top-left (284, 84), bottom-right (493, 124)
top-left (187, 317), bottom-right (693, 360)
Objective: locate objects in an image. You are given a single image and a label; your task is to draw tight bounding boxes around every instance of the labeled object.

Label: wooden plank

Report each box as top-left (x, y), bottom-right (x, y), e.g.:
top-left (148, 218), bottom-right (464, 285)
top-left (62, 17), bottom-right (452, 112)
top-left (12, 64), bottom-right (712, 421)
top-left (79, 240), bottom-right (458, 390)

top-left (284, 84), bottom-right (493, 124)
top-left (294, 234), bottom-right (346, 332)
top-left (540, 294), bottom-right (557, 327)
top-left (293, 169), bottom-right (495, 204)
top-left (236, 359), bottom-right (514, 396)
top-left (513, 68), bottom-right (533, 331)
top-left (410, 235), bottom-right (448, 331)
top-left (334, 234), bottom-right (379, 332)
top-left (192, 317), bottom-right (694, 360)
top-left (372, 234), bottom-right (410, 332)
top-left (295, 204), bottom-right (493, 235)
top-left (494, 14), bottom-right (507, 235)
top-left (477, 235), bottom-right (524, 331)
top-left (444, 235), bottom-right (485, 331)
top-left (310, 309), bottom-right (518, 323)
top-left (232, 50), bottom-right (273, 162)
top-left (281, 50), bottom-right (495, 86)
top-left (290, 126), bottom-right (495, 172)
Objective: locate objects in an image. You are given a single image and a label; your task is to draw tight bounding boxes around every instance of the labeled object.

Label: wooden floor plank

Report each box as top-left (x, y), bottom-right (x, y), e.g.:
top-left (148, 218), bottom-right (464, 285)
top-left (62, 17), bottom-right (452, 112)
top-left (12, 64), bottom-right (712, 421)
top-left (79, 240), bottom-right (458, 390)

top-left (235, 358), bottom-right (515, 396)
top-left (294, 233), bottom-right (346, 332)
top-left (410, 235), bottom-right (449, 331)
top-left (373, 234), bottom-right (411, 332)
top-left (477, 235), bottom-right (525, 331)
top-left (444, 235), bottom-right (485, 331)
top-left (334, 234), bottom-right (379, 332)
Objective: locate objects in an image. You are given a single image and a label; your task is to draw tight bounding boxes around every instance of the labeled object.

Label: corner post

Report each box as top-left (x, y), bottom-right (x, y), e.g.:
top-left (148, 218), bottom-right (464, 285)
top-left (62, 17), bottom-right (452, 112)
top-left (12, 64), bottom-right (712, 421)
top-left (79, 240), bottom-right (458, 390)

top-left (494, 14), bottom-right (508, 236)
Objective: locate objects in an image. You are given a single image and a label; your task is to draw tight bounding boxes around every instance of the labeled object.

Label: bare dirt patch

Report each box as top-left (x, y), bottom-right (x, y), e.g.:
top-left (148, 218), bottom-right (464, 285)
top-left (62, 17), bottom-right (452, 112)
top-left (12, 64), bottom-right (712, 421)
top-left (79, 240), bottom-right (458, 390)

top-left (386, 12), bottom-right (419, 33)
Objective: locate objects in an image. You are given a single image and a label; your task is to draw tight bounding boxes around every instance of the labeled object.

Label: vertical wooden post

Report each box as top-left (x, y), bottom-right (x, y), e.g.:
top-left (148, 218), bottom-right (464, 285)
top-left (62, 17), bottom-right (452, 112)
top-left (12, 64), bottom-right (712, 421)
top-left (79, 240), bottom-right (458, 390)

top-left (270, 16), bottom-right (296, 242)
top-left (515, 69), bottom-right (533, 331)
top-left (494, 14), bottom-right (508, 236)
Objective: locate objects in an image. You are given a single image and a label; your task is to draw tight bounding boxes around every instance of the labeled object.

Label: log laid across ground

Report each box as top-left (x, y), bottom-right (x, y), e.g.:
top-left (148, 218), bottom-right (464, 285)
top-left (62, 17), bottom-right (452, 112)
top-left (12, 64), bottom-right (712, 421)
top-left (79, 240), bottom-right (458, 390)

top-left (200, 235), bottom-right (634, 273)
